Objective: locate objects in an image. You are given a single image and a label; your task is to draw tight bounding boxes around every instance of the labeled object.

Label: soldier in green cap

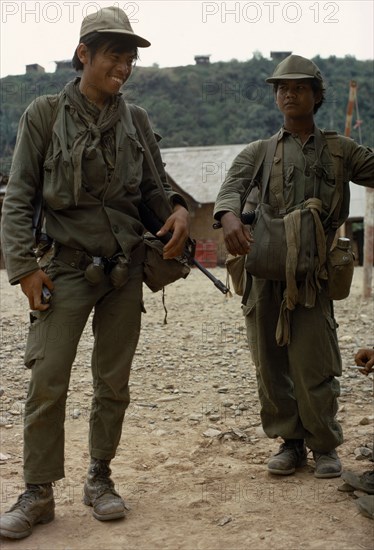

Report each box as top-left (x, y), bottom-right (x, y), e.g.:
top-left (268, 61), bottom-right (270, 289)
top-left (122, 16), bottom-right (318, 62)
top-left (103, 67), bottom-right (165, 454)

top-left (0, 6), bottom-right (189, 540)
top-left (214, 54), bottom-right (374, 479)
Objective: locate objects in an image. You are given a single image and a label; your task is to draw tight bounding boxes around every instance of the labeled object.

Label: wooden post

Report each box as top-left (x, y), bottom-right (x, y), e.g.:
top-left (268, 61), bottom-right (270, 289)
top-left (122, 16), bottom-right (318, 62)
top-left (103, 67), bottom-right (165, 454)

top-left (344, 81), bottom-right (372, 297)
top-left (344, 80), bottom-right (357, 137)
top-left (339, 81), bottom-right (358, 238)
top-left (363, 188), bottom-right (374, 298)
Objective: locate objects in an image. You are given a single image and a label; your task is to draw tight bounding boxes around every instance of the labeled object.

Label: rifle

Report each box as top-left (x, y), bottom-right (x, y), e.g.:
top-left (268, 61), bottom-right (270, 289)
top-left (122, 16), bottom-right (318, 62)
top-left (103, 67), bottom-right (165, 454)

top-left (32, 191), bottom-right (53, 258)
top-left (138, 202), bottom-right (229, 295)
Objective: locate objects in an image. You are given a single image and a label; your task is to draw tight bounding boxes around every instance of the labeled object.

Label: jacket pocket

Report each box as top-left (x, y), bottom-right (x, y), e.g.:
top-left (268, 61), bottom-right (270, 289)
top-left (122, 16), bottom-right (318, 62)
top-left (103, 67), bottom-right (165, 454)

top-left (319, 158), bottom-right (338, 213)
top-left (120, 135), bottom-right (144, 193)
top-left (242, 299), bottom-right (258, 366)
top-left (43, 148), bottom-right (75, 210)
top-left (319, 294), bottom-right (342, 377)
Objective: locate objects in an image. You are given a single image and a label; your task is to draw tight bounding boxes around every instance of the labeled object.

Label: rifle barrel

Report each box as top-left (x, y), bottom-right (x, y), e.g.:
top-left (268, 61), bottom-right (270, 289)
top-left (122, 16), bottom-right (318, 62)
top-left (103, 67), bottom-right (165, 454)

top-left (191, 258), bottom-right (229, 294)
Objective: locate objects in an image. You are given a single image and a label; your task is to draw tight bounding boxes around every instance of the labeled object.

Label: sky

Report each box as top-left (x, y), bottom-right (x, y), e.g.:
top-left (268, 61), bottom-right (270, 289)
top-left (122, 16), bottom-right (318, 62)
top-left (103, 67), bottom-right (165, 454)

top-left (0, 0), bottom-right (373, 78)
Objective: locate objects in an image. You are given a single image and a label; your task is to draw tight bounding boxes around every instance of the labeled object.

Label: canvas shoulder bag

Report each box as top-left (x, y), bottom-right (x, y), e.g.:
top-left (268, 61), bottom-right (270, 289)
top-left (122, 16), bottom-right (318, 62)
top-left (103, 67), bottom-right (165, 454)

top-left (225, 138), bottom-right (270, 295)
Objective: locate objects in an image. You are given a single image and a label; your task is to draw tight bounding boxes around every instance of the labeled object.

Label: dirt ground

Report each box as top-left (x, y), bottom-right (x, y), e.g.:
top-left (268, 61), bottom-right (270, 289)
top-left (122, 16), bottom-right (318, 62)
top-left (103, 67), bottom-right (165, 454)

top-left (0, 266), bottom-right (373, 550)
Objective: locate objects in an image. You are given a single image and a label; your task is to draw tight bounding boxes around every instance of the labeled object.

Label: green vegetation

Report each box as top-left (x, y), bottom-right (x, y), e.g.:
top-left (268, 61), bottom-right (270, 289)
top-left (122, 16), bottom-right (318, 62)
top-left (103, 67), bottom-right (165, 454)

top-left (1, 55), bottom-right (373, 172)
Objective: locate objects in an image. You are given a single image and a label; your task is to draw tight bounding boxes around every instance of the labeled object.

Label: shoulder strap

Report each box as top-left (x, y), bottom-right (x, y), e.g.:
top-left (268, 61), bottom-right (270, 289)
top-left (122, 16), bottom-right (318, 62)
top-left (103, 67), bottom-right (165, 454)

top-left (260, 132), bottom-right (280, 203)
top-left (32, 93), bottom-right (62, 242)
top-left (42, 93), bottom-right (63, 156)
top-left (239, 132), bottom-right (279, 211)
top-left (322, 131), bottom-right (345, 247)
top-left (128, 103), bottom-right (171, 207)
top-left (323, 131), bottom-right (344, 220)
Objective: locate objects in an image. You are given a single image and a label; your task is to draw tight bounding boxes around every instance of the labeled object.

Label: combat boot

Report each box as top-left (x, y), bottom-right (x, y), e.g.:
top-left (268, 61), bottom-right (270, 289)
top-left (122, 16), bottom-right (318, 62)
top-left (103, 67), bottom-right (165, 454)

top-left (83, 458), bottom-right (126, 521)
top-left (0, 483), bottom-right (54, 539)
top-left (267, 439), bottom-right (307, 475)
top-left (312, 449), bottom-right (342, 478)
top-left (356, 495), bottom-right (374, 519)
top-left (342, 470), bottom-right (374, 494)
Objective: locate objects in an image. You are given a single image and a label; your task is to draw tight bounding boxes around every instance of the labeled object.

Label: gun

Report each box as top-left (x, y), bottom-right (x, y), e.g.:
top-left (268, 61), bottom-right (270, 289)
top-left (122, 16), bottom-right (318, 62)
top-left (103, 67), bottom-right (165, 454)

top-left (212, 210), bottom-right (256, 230)
top-left (32, 191), bottom-right (53, 258)
top-left (138, 202), bottom-right (229, 295)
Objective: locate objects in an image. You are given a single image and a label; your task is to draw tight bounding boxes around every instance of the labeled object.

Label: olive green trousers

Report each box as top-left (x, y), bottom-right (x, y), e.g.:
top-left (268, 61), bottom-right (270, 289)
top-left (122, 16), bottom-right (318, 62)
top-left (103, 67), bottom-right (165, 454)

top-left (243, 278), bottom-right (343, 452)
top-left (23, 257), bottom-right (144, 484)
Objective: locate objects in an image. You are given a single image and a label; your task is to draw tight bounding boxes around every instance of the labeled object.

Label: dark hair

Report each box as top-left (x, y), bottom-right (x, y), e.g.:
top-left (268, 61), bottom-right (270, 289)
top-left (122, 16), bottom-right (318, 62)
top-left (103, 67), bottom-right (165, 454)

top-left (72, 32), bottom-right (139, 71)
top-left (273, 78), bottom-right (326, 114)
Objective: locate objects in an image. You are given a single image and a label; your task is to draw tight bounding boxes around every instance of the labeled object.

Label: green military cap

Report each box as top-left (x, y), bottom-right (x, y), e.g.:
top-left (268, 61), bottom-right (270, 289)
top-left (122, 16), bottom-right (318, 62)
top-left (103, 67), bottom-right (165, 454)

top-left (266, 54), bottom-right (323, 83)
top-left (79, 6), bottom-right (151, 47)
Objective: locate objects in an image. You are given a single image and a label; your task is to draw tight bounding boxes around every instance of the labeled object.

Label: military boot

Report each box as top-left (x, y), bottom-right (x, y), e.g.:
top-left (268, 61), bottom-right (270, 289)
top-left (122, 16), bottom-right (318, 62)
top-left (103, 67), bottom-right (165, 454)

top-left (83, 458), bottom-right (126, 521)
top-left (356, 495), bottom-right (374, 519)
top-left (267, 439), bottom-right (307, 475)
top-left (312, 449), bottom-right (342, 478)
top-left (0, 483), bottom-right (54, 539)
top-left (342, 470), bottom-right (374, 494)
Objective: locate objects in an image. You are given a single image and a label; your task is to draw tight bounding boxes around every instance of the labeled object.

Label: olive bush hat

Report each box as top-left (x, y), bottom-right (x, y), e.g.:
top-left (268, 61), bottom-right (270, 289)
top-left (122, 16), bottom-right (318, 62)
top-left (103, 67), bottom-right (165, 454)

top-left (266, 54), bottom-right (323, 83)
top-left (79, 6), bottom-right (150, 47)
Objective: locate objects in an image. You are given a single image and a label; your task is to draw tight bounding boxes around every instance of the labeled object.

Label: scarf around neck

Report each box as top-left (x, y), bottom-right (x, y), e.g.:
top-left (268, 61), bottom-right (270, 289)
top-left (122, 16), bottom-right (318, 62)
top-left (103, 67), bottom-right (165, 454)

top-left (63, 78), bottom-right (123, 204)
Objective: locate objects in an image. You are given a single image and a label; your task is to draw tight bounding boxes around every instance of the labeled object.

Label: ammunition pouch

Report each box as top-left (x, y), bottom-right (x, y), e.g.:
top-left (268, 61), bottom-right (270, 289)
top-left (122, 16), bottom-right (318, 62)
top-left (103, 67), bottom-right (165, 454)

top-left (54, 242), bottom-right (145, 289)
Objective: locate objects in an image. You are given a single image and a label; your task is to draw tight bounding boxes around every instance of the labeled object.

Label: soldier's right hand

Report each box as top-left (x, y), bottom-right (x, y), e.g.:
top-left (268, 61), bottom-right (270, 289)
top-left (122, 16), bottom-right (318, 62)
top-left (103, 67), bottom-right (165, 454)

top-left (354, 348), bottom-right (374, 376)
top-left (20, 270), bottom-right (54, 311)
top-left (220, 212), bottom-right (253, 256)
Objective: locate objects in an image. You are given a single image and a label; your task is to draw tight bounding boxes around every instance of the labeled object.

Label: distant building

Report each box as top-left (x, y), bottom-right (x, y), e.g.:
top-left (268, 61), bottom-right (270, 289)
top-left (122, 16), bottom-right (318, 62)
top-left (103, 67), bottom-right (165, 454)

top-left (194, 55), bottom-right (211, 65)
top-left (26, 64), bottom-right (45, 74)
top-left (270, 51), bottom-right (292, 61)
top-left (55, 60), bottom-right (73, 71)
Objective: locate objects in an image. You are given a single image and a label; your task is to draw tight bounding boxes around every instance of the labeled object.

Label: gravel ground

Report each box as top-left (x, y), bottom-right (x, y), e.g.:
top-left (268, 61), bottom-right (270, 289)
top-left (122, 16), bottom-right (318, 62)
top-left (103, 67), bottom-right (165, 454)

top-left (0, 266), bottom-right (373, 550)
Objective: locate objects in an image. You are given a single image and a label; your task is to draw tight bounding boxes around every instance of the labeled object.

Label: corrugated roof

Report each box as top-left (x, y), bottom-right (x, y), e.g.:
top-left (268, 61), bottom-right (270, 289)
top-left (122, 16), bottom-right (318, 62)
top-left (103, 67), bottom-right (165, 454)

top-left (160, 144), bottom-right (246, 204)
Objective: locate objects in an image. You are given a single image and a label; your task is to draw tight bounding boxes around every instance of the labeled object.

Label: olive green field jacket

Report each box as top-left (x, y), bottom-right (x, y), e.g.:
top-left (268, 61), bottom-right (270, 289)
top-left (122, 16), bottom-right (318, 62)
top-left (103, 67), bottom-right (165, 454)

top-left (1, 84), bottom-right (186, 284)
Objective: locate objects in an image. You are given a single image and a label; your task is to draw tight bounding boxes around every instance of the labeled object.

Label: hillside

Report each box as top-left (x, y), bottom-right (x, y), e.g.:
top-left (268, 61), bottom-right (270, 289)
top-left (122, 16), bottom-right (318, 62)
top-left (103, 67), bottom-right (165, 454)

top-left (1, 54), bottom-right (373, 173)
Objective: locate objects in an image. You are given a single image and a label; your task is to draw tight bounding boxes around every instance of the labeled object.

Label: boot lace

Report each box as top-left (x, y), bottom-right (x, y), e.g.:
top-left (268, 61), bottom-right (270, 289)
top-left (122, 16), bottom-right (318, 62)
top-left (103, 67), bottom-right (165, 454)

top-left (279, 440), bottom-right (305, 460)
top-left (9, 484), bottom-right (51, 512)
top-left (89, 461), bottom-right (116, 498)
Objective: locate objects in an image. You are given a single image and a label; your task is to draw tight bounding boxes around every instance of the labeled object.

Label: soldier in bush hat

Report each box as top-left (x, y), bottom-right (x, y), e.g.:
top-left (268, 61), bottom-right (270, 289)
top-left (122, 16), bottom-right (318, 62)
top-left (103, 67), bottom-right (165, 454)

top-left (214, 54), bottom-right (374, 480)
top-left (0, 5), bottom-right (189, 539)
top-left (265, 54), bottom-right (324, 83)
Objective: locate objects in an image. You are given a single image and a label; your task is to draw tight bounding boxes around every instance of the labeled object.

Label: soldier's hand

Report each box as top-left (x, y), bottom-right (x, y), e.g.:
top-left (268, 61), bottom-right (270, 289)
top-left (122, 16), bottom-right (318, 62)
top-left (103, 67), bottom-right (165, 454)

top-left (220, 211), bottom-right (253, 256)
top-left (20, 270), bottom-right (54, 311)
top-left (354, 348), bottom-right (374, 376)
top-left (157, 204), bottom-right (190, 259)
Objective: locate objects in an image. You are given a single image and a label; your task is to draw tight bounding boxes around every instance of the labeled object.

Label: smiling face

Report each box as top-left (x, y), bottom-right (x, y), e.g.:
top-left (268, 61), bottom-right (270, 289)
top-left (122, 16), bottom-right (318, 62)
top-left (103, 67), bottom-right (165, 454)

top-left (77, 41), bottom-right (137, 108)
top-left (275, 79), bottom-right (322, 121)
